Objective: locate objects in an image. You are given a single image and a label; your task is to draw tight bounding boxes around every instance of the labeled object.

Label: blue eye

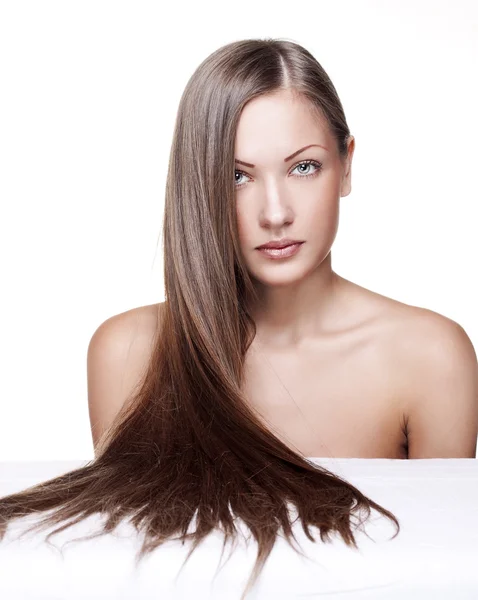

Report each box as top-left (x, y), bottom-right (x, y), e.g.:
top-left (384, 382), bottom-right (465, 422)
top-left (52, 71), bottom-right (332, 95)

top-left (234, 159), bottom-right (323, 188)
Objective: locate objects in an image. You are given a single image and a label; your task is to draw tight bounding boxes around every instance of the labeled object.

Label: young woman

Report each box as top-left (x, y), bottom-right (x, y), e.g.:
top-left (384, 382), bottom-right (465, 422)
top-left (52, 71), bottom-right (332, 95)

top-left (1, 38), bottom-right (477, 599)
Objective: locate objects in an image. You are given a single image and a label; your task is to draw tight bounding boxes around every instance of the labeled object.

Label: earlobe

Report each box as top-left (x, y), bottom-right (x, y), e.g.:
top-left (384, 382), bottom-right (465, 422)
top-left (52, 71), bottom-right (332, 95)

top-left (340, 164), bottom-right (352, 197)
top-left (340, 178), bottom-right (352, 197)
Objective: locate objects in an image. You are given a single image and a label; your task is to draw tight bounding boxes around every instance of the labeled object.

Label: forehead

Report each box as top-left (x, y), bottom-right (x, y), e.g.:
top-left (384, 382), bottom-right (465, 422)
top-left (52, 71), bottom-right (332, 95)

top-left (235, 90), bottom-right (332, 156)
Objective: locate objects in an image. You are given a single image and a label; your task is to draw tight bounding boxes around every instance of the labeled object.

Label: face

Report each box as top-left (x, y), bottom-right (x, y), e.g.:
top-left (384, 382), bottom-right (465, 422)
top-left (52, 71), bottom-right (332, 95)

top-left (234, 89), bottom-right (354, 287)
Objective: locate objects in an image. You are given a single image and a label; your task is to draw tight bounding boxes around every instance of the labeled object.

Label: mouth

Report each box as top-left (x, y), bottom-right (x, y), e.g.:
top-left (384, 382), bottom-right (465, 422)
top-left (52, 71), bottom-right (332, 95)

top-left (256, 242), bottom-right (304, 259)
top-left (256, 241), bottom-right (304, 250)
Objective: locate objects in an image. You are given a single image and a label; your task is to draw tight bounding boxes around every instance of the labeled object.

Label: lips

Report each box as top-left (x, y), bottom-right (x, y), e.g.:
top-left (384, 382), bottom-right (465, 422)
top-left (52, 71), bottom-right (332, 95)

top-left (257, 240), bottom-right (303, 250)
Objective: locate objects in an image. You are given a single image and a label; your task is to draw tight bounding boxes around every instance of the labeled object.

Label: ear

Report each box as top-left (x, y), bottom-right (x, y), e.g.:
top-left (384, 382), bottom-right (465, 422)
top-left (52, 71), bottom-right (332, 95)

top-left (340, 135), bottom-right (355, 197)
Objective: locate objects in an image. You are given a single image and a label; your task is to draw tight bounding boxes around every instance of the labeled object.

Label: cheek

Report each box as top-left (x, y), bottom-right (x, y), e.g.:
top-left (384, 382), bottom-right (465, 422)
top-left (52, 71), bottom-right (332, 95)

top-left (300, 196), bottom-right (340, 231)
top-left (312, 200), bottom-right (339, 222)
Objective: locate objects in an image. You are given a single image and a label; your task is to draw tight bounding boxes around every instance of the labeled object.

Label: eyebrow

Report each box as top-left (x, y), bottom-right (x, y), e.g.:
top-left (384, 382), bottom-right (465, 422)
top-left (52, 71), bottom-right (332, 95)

top-left (234, 144), bottom-right (328, 168)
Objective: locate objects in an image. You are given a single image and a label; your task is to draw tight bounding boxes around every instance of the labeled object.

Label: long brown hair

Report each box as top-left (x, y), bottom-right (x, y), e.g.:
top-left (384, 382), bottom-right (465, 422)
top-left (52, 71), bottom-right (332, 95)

top-left (0, 38), bottom-right (399, 599)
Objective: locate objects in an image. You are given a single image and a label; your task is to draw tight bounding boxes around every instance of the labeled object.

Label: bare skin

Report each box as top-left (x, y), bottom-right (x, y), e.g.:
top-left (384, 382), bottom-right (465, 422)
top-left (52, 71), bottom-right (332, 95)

top-left (95, 288), bottom-right (478, 460)
top-left (240, 270), bottom-right (411, 459)
top-left (141, 281), bottom-right (412, 460)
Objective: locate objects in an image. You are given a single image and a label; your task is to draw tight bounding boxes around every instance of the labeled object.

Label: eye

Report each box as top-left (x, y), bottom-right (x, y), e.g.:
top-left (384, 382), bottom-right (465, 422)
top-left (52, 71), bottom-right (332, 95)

top-left (234, 159), bottom-right (323, 188)
top-left (234, 170), bottom-right (249, 187)
top-left (291, 160), bottom-right (323, 177)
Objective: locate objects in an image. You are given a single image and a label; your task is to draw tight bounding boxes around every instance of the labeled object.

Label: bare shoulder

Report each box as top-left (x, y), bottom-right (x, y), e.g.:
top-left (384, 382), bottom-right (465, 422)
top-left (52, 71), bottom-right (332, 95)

top-left (87, 302), bottom-right (164, 449)
top-left (345, 278), bottom-right (476, 367)
top-left (88, 302), bottom-right (162, 359)
top-left (383, 302), bottom-right (477, 382)
top-left (92, 301), bottom-right (166, 380)
top-left (378, 300), bottom-right (478, 458)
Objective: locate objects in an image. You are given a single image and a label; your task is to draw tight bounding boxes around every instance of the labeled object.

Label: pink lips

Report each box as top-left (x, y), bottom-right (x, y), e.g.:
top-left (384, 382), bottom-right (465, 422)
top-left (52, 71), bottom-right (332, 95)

top-left (257, 238), bottom-right (303, 250)
top-left (257, 242), bottom-right (303, 259)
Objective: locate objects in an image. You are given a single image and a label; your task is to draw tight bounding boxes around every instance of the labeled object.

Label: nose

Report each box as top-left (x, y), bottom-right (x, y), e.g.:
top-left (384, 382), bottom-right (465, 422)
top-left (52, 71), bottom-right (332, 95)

top-left (259, 181), bottom-right (294, 229)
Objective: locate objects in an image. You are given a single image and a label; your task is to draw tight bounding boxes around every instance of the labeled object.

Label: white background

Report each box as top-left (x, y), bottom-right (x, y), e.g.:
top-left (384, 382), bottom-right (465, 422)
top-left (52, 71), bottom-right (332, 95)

top-left (0, 0), bottom-right (476, 460)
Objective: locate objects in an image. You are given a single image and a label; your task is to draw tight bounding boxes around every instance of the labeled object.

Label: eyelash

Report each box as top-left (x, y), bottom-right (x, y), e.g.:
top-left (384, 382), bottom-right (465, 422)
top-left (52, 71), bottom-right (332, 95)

top-left (234, 159), bottom-right (323, 189)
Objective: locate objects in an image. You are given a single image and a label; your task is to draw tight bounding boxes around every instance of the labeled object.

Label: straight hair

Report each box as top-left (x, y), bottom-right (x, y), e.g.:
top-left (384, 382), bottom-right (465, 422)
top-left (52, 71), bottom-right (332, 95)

top-left (0, 38), bottom-right (399, 599)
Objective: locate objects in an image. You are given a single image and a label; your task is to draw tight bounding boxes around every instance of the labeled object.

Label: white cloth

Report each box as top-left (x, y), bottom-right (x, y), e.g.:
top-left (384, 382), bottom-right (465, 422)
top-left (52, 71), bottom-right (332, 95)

top-left (0, 458), bottom-right (477, 599)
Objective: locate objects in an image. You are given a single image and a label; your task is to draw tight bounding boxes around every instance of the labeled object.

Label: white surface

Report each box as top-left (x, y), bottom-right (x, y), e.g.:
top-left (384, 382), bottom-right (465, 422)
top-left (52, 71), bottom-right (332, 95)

top-left (0, 458), bottom-right (477, 598)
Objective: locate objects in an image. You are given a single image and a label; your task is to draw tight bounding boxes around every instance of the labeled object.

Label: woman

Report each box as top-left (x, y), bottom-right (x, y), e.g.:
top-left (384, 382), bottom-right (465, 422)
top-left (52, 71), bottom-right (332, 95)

top-left (1, 38), bottom-right (476, 599)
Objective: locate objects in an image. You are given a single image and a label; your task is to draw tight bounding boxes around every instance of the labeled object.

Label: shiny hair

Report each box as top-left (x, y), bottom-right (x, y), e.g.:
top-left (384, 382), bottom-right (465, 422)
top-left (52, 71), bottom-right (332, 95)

top-left (0, 38), bottom-right (399, 599)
